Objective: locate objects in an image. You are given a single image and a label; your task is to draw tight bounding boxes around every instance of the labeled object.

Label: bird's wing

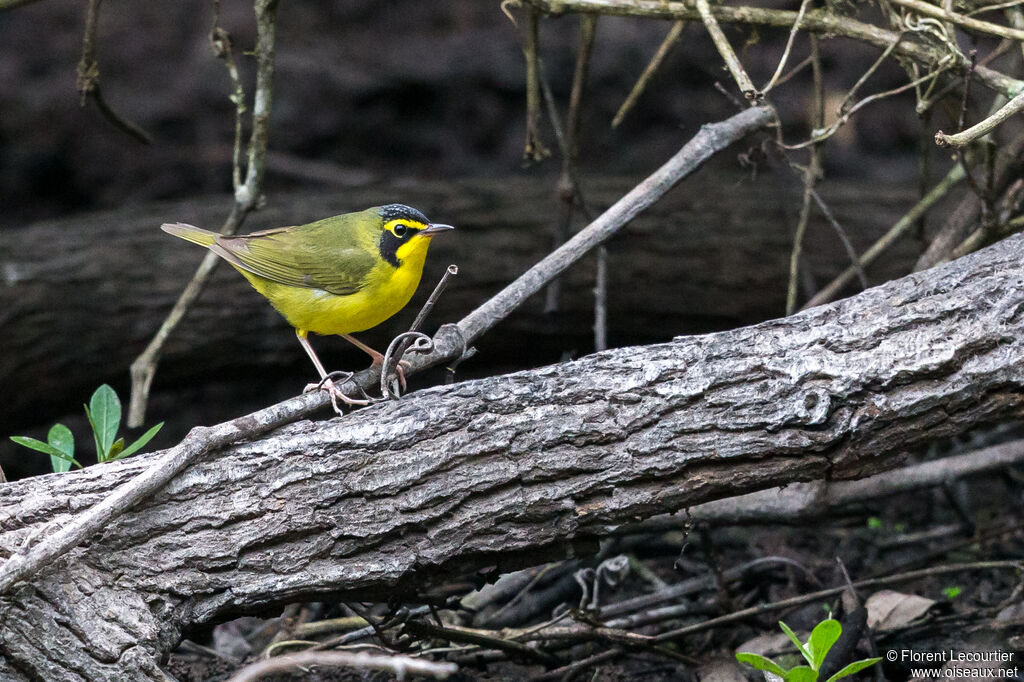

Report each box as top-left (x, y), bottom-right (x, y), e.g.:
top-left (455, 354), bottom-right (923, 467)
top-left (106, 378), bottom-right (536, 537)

top-left (212, 226), bottom-right (375, 296)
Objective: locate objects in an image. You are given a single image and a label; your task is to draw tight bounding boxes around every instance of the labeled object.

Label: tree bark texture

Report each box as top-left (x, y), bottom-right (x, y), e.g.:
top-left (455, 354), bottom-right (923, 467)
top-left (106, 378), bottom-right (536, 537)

top-left (1, 175), bottom-right (921, 432)
top-left (0, 231), bottom-right (1022, 680)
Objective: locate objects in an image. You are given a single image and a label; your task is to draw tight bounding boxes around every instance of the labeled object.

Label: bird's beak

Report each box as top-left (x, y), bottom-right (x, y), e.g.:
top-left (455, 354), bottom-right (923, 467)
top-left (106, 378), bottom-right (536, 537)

top-left (421, 223), bottom-right (455, 236)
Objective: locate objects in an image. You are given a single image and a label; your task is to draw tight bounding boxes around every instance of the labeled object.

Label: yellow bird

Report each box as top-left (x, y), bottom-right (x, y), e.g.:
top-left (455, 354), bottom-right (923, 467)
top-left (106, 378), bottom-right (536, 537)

top-left (162, 204), bottom-right (453, 405)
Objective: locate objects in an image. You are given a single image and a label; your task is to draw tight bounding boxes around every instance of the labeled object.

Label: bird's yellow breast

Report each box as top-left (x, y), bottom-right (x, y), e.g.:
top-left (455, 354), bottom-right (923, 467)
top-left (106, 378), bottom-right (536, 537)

top-left (234, 235), bottom-right (431, 336)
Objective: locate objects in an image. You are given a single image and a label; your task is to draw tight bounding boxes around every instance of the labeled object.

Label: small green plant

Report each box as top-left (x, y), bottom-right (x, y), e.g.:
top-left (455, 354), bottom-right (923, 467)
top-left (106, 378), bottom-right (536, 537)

top-left (942, 585), bottom-right (962, 600)
top-left (736, 619), bottom-right (881, 682)
top-left (10, 384), bottom-right (163, 473)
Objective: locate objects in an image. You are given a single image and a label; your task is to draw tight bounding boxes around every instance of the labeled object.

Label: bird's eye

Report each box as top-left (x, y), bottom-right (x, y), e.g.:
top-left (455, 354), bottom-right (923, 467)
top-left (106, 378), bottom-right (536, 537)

top-left (393, 224), bottom-right (408, 238)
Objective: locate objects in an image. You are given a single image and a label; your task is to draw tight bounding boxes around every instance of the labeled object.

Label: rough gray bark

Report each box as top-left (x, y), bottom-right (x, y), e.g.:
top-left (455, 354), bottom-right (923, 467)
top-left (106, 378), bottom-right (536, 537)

top-left (1, 176), bottom-right (920, 430)
top-left (0, 231), bottom-right (1021, 679)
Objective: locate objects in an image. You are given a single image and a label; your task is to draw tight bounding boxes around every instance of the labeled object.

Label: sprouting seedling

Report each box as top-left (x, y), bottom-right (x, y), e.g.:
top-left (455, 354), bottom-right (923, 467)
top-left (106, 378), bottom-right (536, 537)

top-left (10, 384), bottom-right (163, 472)
top-left (736, 618), bottom-right (881, 682)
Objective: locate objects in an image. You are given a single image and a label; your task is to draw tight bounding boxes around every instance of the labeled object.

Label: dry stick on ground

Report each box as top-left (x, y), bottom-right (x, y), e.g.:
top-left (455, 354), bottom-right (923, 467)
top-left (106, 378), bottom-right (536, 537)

top-left (612, 19), bottom-right (685, 128)
top-left (224, 651), bottom-right (457, 682)
top-left (0, 106), bottom-right (775, 599)
top-left (683, 437), bottom-right (1024, 526)
top-left (653, 561), bottom-right (1023, 642)
top-left (526, 0), bottom-right (1024, 98)
top-left (127, 0), bottom-right (278, 428)
top-left (75, 0), bottom-right (152, 144)
top-left (801, 162), bottom-right (966, 309)
top-left (3, 229), bottom-right (1024, 677)
top-left (402, 620), bottom-right (560, 666)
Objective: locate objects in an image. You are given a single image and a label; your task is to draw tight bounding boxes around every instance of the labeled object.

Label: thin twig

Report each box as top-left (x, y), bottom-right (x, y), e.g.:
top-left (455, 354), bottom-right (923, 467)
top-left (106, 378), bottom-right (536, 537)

top-left (544, 14), bottom-right (597, 314)
top-left (786, 35), bottom-right (825, 315)
top-left (530, 648), bottom-right (621, 681)
top-left (612, 20), bottom-right (685, 128)
top-left (523, 4), bottom-right (551, 163)
top-left (696, 0), bottom-right (757, 99)
top-left (802, 162), bottom-right (966, 309)
top-left (771, 54), bottom-right (814, 91)
top-left (783, 45), bottom-right (953, 150)
top-left (128, 0), bottom-right (279, 427)
top-left (762, 0), bottom-right (814, 96)
top-left (806, 188), bottom-right (868, 289)
top-left (936, 87), bottom-right (1024, 147)
top-left (402, 620), bottom-right (559, 666)
top-left (594, 246), bottom-right (608, 350)
top-left (381, 265), bottom-right (460, 397)
top-left (75, 0), bottom-right (152, 144)
top-left (224, 651), bottom-right (457, 682)
top-left (785, 177), bottom-right (817, 315)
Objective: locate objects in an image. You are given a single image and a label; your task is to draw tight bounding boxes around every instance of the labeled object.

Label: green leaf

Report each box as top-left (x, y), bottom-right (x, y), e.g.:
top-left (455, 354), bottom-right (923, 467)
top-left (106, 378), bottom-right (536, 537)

top-left (109, 438), bottom-right (125, 459)
top-left (808, 619), bottom-right (842, 670)
top-left (47, 424), bottom-right (74, 473)
top-left (736, 653), bottom-right (788, 676)
top-left (87, 384), bottom-right (121, 461)
top-left (824, 657), bottom-right (882, 682)
top-left (114, 422), bottom-right (163, 460)
top-left (9, 436), bottom-right (82, 468)
top-left (785, 666), bottom-right (819, 682)
top-left (779, 621), bottom-right (813, 667)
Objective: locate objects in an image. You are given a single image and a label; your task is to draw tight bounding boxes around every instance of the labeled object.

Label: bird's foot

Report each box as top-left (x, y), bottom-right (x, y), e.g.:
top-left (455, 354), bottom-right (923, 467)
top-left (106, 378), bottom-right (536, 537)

top-left (304, 371), bottom-right (372, 415)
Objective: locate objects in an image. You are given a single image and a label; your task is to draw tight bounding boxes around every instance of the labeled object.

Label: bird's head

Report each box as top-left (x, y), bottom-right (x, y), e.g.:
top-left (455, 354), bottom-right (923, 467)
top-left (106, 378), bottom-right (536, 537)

top-left (374, 203), bottom-right (454, 268)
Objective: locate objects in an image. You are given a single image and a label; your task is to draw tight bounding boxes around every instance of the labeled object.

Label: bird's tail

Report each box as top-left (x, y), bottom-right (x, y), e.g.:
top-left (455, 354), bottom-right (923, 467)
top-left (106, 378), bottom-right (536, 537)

top-left (161, 222), bottom-right (218, 247)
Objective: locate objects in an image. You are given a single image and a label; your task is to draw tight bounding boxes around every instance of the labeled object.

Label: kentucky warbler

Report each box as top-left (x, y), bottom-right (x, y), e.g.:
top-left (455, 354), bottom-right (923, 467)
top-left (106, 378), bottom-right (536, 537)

top-left (162, 204), bottom-right (453, 406)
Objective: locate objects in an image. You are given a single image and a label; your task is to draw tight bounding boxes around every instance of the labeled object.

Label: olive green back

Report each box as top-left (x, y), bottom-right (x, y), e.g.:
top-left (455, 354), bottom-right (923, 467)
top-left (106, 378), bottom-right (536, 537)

top-left (210, 209), bottom-right (381, 296)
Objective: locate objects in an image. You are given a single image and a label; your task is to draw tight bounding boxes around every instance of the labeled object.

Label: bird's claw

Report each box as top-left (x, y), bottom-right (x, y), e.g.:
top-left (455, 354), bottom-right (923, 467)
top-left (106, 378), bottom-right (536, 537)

top-left (304, 372), bottom-right (372, 415)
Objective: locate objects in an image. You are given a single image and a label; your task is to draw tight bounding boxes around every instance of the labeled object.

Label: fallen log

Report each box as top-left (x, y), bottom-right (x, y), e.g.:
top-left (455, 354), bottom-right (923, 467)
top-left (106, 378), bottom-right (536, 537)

top-left (0, 175), bottom-right (919, 432)
top-left (0, 229), bottom-right (1019, 680)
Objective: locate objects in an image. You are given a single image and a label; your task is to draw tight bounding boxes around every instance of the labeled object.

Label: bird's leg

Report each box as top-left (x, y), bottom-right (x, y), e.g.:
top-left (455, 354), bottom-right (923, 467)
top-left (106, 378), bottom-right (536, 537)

top-left (341, 334), bottom-right (409, 392)
top-left (295, 330), bottom-right (370, 412)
